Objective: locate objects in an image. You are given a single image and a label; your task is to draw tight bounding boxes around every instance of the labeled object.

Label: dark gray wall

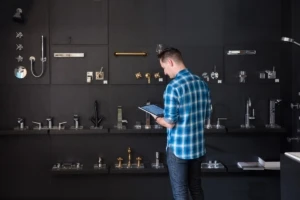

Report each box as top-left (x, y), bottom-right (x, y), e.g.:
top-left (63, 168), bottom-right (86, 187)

top-left (0, 0), bottom-right (291, 199)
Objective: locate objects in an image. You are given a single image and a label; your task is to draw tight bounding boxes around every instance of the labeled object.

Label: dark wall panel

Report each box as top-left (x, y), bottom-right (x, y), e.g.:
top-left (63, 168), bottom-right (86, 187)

top-left (166, 0), bottom-right (224, 46)
top-left (109, 0), bottom-right (166, 46)
top-left (224, 0), bottom-right (281, 44)
top-left (51, 45), bottom-right (109, 84)
top-left (50, 0), bottom-right (108, 45)
top-left (0, 0), bottom-right (49, 85)
top-left (0, 85), bottom-right (50, 129)
top-left (109, 45), bottom-right (166, 84)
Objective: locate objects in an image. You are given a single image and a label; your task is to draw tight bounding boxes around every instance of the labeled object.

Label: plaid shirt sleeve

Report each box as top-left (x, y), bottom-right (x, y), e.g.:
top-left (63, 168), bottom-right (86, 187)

top-left (164, 84), bottom-right (179, 124)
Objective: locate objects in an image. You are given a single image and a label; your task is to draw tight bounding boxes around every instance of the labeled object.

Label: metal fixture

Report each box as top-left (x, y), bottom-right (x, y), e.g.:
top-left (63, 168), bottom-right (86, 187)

top-left (238, 71), bottom-right (247, 83)
top-left (154, 72), bottom-right (161, 79)
top-left (16, 32), bottom-right (23, 39)
top-left (13, 8), bottom-right (24, 23)
top-left (46, 117), bottom-right (53, 129)
top-left (71, 114), bottom-right (83, 130)
top-left (266, 99), bottom-right (281, 128)
top-left (86, 71), bottom-right (93, 83)
top-left (145, 100), bottom-right (151, 129)
top-left (16, 44), bottom-right (23, 51)
top-left (205, 105), bottom-right (213, 129)
top-left (58, 122), bottom-right (67, 130)
top-left (16, 55), bottom-right (23, 62)
top-left (114, 52), bottom-right (147, 56)
top-left (213, 118), bottom-right (227, 129)
top-left (226, 50), bottom-right (256, 55)
top-left (17, 118), bottom-right (24, 129)
top-left (291, 103), bottom-right (300, 110)
top-left (241, 97), bottom-right (255, 128)
top-left (265, 66), bottom-right (276, 79)
top-left (14, 66), bottom-right (27, 79)
top-left (32, 121), bottom-right (42, 130)
top-left (90, 101), bottom-right (103, 129)
top-left (210, 65), bottom-right (219, 79)
top-left (54, 53), bottom-right (84, 58)
top-left (145, 73), bottom-right (151, 84)
top-left (135, 72), bottom-right (142, 79)
top-left (287, 137), bottom-right (300, 143)
top-left (281, 37), bottom-right (300, 47)
top-left (29, 35), bottom-right (46, 78)
top-left (202, 72), bottom-right (209, 82)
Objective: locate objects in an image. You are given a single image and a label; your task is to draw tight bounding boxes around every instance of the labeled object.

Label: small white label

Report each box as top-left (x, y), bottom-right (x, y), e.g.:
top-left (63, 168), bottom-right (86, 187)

top-left (159, 78), bottom-right (163, 82)
top-left (275, 79), bottom-right (279, 83)
top-left (218, 80), bottom-right (222, 84)
top-left (103, 80), bottom-right (108, 84)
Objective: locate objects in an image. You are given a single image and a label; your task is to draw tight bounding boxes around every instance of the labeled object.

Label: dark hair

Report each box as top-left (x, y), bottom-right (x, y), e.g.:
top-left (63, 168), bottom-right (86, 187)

top-left (157, 47), bottom-right (183, 63)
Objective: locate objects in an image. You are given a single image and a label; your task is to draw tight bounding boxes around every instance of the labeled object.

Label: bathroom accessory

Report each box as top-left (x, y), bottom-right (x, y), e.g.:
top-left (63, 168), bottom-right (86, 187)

top-left (29, 35), bottom-right (46, 78)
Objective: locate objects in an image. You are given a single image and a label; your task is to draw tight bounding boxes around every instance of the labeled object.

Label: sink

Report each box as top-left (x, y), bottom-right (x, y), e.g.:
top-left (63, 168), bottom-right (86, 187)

top-left (284, 152), bottom-right (300, 163)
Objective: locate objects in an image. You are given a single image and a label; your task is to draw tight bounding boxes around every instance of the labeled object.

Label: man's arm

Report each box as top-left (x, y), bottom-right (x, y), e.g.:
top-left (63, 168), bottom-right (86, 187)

top-left (151, 85), bottom-right (178, 129)
top-left (155, 116), bottom-right (175, 128)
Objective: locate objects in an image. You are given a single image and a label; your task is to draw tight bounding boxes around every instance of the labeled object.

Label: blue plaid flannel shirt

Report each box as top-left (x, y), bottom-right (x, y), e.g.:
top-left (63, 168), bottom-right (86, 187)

top-left (164, 69), bottom-right (211, 159)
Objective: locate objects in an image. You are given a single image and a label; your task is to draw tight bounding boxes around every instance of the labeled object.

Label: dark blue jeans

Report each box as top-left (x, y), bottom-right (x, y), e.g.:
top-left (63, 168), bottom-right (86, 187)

top-left (167, 148), bottom-right (205, 200)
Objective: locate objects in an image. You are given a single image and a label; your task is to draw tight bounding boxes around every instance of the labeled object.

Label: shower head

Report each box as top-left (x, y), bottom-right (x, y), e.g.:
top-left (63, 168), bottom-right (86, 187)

top-left (281, 37), bottom-right (294, 43)
top-left (281, 36), bottom-right (300, 47)
top-left (13, 8), bottom-right (24, 23)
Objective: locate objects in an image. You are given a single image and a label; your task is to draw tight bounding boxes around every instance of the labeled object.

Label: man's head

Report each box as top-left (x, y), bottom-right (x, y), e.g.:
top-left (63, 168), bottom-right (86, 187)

top-left (157, 47), bottom-right (185, 79)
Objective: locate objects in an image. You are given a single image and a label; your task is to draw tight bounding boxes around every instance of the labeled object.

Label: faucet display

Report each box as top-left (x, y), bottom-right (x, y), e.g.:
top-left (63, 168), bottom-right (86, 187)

top-left (90, 101), bottom-right (104, 129)
top-left (205, 105), bottom-right (213, 129)
top-left (266, 99), bottom-right (281, 128)
top-left (145, 100), bottom-right (151, 129)
top-left (46, 117), bottom-right (53, 129)
top-left (71, 114), bottom-right (83, 130)
top-left (241, 98), bottom-right (255, 128)
top-left (213, 118), bottom-right (227, 129)
top-left (14, 118), bottom-right (28, 130)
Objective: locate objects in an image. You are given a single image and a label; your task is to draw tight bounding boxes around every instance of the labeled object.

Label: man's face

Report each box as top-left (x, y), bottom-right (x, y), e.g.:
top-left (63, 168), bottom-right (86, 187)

top-left (160, 59), bottom-right (175, 79)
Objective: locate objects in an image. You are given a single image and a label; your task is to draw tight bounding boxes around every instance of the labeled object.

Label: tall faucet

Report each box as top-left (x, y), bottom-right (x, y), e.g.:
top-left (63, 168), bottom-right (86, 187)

top-left (74, 115), bottom-right (79, 129)
top-left (17, 118), bottom-right (24, 129)
top-left (241, 98), bottom-right (255, 128)
top-left (266, 99), bottom-right (281, 128)
top-left (205, 105), bottom-right (213, 129)
top-left (145, 100), bottom-right (151, 129)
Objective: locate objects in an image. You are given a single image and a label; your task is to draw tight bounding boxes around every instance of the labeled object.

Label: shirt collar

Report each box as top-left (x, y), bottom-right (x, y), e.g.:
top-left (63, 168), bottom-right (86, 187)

top-left (175, 69), bottom-right (189, 79)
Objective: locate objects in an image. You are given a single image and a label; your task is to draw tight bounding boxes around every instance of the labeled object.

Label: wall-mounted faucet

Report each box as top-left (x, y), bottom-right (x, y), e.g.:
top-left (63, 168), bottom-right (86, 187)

top-left (241, 98), bottom-right (255, 128)
top-left (266, 99), bottom-right (281, 128)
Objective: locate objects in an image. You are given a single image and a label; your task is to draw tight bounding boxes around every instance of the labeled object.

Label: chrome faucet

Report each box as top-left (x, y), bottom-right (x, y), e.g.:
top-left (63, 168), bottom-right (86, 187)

top-left (145, 100), bottom-right (151, 129)
top-left (17, 118), bottom-right (24, 129)
top-left (46, 117), bottom-right (52, 129)
top-left (241, 98), bottom-right (255, 128)
top-left (266, 99), bottom-right (281, 128)
top-left (74, 115), bottom-right (79, 129)
top-left (205, 105), bottom-right (213, 129)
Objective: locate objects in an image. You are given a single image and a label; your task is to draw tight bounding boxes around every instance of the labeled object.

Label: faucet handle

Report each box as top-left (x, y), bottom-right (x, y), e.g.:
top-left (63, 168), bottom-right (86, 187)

top-left (17, 118), bottom-right (24, 123)
top-left (58, 122), bottom-right (67, 130)
top-left (32, 121), bottom-right (42, 130)
top-left (291, 103), bottom-right (300, 110)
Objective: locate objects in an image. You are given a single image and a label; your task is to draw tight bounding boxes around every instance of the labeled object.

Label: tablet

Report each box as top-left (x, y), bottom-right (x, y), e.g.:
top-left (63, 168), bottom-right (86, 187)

top-left (138, 104), bottom-right (164, 117)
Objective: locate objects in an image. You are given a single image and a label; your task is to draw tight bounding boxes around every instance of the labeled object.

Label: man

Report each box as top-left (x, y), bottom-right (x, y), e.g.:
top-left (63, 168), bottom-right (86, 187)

top-left (153, 47), bottom-right (211, 200)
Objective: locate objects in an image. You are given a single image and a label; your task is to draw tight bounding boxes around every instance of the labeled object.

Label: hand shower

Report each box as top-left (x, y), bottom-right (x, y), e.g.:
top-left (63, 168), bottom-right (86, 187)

top-left (30, 35), bottom-right (46, 78)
